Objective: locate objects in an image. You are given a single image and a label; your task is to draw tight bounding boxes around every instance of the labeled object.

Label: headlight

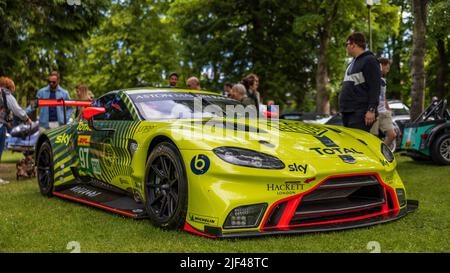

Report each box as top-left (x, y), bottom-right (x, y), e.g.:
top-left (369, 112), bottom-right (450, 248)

top-left (381, 143), bottom-right (394, 162)
top-left (223, 203), bottom-right (267, 229)
top-left (213, 147), bottom-right (285, 169)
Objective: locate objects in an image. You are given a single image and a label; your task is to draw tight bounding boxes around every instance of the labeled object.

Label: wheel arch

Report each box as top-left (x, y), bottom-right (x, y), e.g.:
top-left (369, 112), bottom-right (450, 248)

top-left (426, 123), bottom-right (450, 147)
top-left (35, 134), bottom-right (50, 160)
top-left (146, 135), bottom-right (178, 160)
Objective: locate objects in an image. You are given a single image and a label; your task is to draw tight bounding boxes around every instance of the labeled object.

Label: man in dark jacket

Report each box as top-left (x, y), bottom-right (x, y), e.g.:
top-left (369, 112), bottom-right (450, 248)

top-left (339, 32), bottom-right (381, 132)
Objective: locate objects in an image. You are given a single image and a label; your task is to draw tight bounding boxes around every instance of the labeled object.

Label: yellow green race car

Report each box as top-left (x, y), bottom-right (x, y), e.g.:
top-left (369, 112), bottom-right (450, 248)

top-left (35, 88), bottom-right (417, 238)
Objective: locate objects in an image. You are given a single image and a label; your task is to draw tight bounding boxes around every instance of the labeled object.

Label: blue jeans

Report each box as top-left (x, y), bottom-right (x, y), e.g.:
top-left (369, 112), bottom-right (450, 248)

top-left (0, 125), bottom-right (6, 162)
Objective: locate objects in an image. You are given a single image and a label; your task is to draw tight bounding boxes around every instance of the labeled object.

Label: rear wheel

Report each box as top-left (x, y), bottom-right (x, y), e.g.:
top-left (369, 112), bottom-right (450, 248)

top-left (430, 133), bottom-right (450, 165)
top-left (144, 142), bottom-right (188, 229)
top-left (37, 141), bottom-right (55, 197)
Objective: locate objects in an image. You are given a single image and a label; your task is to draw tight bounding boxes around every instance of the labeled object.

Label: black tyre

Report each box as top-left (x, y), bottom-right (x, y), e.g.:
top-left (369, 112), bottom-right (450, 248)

top-left (36, 141), bottom-right (55, 197)
top-left (430, 133), bottom-right (450, 165)
top-left (144, 142), bottom-right (188, 229)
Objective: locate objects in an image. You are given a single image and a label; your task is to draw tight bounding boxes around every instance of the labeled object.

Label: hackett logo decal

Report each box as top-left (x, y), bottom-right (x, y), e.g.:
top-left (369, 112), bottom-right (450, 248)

top-left (266, 181), bottom-right (307, 195)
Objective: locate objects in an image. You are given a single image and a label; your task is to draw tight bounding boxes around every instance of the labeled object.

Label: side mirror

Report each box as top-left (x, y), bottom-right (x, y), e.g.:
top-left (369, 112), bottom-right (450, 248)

top-left (81, 107), bottom-right (115, 133)
top-left (82, 106), bottom-right (106, 120)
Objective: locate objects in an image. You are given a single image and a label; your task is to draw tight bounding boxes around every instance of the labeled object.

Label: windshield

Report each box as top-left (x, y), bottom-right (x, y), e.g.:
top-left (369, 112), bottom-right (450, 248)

top-left (129, 92), bottom-right (249, 120)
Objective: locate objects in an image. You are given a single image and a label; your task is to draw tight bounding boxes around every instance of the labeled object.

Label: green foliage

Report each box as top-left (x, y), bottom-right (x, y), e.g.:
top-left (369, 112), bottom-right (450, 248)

top-left (0, 0), bottom-right (447, 113)
top-left (68, 0), bottom-right (179, 97)
top-left (0, 0), bottom-right (109, 104)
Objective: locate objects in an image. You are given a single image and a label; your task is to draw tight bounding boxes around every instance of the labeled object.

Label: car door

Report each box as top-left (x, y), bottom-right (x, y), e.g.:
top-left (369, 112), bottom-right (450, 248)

top-left (86, 93), bottom-right (135, 189)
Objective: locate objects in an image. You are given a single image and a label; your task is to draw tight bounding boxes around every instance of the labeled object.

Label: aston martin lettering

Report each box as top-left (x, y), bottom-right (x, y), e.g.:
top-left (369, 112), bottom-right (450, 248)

top-left (288, 163), bottom-right (308, 174)
top-left (132, 93), bottom-right (194, 102)
top-left (310, 147), bottom-right (363, 155)
top-left (55, 133), bottom-right (70, 145)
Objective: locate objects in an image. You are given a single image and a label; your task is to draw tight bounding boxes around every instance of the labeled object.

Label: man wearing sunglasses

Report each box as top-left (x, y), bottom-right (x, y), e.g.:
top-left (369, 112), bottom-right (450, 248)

top-left (339, 32), bottom-right (381, 132)
top-left (36, 71), bottom-right (73, 129)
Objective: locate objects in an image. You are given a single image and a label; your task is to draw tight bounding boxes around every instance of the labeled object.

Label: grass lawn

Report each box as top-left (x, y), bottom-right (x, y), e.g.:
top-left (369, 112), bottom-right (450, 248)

top-left (0, 150), bottom-right (449, 253)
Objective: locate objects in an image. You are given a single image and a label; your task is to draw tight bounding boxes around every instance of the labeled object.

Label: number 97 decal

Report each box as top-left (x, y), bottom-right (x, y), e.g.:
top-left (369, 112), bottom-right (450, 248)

top-left (79, 147), bottom-right (90, 169)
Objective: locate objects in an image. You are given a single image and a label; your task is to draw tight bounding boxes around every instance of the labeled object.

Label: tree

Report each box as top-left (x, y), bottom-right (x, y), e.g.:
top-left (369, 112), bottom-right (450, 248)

top-left (293, 0), bottom-right (398, 114)
top-left (427, 0), bottom-right (450, 100)
top-left (70, 0), bottom-right (179, 96)
top-left (169, 0), bottom-right (318, 110)
top-left (0, 0), bottom-right (109, 103)
top-left (410, 0), bottom-right (428, 121)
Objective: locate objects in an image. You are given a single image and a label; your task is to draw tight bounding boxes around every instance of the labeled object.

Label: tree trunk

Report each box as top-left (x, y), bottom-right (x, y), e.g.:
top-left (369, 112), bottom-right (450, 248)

top-left (315, 1), bottom-right (338, 115)
top-left (410, 0), bottom-right (428, 121)
top-left (436, 39), bottom-right (448, 100)
top-left (315, 29), bottom-right (330, 115)
top-left (389, 0), bottom-right (405, 100)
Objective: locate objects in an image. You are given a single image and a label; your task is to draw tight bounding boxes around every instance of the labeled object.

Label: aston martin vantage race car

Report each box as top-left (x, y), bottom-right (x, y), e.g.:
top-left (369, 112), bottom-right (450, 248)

top-left (35, 88), bottom-right (417, 238)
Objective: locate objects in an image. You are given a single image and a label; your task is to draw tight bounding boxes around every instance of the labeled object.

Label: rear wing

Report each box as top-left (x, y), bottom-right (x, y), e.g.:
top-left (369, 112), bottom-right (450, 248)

top-left (37, 99), bottom-right (93, 124)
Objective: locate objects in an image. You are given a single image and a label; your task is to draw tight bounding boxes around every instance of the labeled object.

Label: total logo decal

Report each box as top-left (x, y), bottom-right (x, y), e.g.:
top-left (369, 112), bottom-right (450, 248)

top-left (310, 147), bottom-right (363, 155)
top-left (190, 154), bottom-right (210, 175)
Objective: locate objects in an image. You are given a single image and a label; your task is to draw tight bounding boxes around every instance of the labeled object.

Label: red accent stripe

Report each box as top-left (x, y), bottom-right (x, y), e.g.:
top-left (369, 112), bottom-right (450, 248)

top-left (261, 172), bottom-right (400, 231)
top-left (53, 191), bottom-right (138, 218)
top-left (183, 222), bottom-right (217, 238)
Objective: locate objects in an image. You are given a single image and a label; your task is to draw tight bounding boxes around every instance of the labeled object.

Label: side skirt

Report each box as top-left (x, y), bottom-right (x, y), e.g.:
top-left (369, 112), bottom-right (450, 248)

top-left (53, 184), bottom-right (148, 219)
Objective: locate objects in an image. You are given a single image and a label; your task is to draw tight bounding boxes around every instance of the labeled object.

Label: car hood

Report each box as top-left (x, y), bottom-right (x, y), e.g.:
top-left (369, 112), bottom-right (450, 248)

top-left (162, 118), bottom-right (386, 162)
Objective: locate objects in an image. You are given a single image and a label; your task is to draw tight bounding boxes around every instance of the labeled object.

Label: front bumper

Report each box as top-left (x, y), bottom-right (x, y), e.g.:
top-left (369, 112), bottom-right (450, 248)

top-left (185, 200), bottom-right (418, 238)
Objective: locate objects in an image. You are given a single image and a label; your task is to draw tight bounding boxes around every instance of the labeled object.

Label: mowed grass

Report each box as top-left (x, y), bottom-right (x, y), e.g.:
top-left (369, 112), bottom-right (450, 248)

top-left (0, 151), bottom-right (449, 253)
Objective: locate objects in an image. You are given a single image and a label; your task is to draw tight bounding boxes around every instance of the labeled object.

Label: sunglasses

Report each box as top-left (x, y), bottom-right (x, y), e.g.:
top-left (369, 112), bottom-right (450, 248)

top-left (48, 81), bottom-right (57, 84)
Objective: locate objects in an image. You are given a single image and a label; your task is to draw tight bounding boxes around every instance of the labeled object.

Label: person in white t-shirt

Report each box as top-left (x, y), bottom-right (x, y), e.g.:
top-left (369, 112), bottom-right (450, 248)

top-left (370, 58), bottom-right (396, 149)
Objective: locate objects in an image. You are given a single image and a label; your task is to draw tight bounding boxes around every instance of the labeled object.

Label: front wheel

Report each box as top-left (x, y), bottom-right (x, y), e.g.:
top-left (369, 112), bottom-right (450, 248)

top-left (144, 142), bottom-right (188, 229)
top-left (37, 141), bottom-right (55, 197)
top-left (430, 133), bottom-right (450, 165)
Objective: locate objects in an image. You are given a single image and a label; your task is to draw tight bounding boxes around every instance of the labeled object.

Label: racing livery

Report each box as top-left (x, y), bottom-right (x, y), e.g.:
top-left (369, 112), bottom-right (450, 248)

top-left (36, 88), bottom-right (417, 238)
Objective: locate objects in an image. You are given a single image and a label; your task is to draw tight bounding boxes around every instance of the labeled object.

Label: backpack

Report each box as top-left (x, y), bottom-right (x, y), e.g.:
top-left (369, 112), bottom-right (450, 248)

top-left (0, 88), bottom-right (13, 127)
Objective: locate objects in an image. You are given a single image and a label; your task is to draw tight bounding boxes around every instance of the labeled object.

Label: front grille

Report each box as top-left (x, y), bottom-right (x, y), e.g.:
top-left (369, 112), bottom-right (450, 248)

top-left (290, 175), bottom-right (385, 226)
